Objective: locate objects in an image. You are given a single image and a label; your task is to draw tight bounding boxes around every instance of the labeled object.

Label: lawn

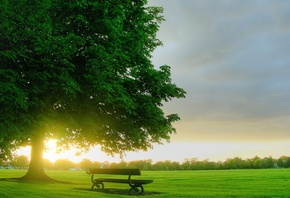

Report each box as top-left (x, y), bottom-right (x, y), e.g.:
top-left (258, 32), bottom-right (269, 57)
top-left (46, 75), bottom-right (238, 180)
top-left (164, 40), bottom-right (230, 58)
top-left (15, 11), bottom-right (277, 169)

top-left (0, 169), bottom-right (289, 197)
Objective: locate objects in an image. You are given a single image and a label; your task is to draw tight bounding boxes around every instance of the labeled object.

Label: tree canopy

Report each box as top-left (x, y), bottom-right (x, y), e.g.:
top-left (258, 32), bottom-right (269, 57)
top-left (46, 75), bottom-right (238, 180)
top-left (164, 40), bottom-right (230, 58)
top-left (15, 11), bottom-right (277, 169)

top-left (0, 0), bottom-right (185, 179)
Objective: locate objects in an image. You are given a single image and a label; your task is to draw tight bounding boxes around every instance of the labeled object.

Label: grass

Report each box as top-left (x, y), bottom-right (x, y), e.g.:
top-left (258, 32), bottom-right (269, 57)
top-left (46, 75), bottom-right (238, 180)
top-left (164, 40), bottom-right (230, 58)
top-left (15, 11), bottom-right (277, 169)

top-left (0, 169), bottom-right (289, 197)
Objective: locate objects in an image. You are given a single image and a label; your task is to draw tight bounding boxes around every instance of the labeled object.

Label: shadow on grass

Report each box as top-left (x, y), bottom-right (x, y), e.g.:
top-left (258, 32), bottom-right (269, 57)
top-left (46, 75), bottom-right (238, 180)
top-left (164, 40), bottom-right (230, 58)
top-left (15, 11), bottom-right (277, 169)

top-left (74, 187), bottom-right (162, 196)
top-left (0, 177), bottom-right (72, 184)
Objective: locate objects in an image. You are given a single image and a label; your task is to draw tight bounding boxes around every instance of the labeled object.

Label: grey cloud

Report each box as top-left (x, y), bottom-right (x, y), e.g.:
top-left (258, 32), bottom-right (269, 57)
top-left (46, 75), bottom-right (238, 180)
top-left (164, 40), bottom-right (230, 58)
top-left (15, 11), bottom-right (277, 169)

top-left (152, 0), bottom-right (290, 68)
top-left (149, 0), bottom-right (290, 141)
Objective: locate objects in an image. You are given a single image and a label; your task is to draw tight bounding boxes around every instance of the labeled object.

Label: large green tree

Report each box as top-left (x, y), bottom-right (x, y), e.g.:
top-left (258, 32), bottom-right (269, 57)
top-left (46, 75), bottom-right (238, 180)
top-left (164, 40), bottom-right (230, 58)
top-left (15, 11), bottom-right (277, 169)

top-left (0, 0), bottom-right (185, 180)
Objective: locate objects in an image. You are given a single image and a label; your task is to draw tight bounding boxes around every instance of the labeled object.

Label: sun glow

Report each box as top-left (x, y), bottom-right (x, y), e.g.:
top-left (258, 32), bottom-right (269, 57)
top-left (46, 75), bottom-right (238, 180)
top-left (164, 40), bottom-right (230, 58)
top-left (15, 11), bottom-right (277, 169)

top-left (43, 139), bottom-right (59, 162)
top-left (42, 139), bottom-right (114, 163)
top-left (16, 140), bottom-right (290, 164)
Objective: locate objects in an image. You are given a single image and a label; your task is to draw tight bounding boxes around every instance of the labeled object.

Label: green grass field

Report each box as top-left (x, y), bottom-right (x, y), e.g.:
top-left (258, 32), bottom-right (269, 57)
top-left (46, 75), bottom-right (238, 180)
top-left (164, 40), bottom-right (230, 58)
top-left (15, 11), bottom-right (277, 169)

top-left (0, 169), bottom-right (289, 197)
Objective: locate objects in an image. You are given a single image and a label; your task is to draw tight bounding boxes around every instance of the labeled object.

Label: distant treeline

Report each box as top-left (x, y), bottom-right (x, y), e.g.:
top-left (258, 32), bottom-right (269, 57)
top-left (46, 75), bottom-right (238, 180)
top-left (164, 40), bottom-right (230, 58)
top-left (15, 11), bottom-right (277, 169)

top-left (2, 155), bottom-right (290, 170)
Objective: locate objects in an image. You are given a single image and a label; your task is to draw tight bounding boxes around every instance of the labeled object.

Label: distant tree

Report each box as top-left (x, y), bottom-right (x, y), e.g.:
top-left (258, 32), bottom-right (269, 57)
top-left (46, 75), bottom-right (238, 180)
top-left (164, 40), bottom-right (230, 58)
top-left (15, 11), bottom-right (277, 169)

top-left (277, 157), bottom-right (284, 168)
top-left (234, 157), bottom-right (246, 169)
top-left (43, 159), bottom-right (54, 170)
top-left (224, 157), bottom-right (245, 169)
top-left (162, 160), bottom-right (172, 170)
top-left (171, 161), bottom-right (181, 170)
top-left (204, 161), bottom-right (216, 170)
top-left (244, 158), bottom-right (254, 169)
top-left (10, 155), bottom-right (29, 169)
top-left (152, 161), bottom-right (167, 170)
top-left (92, 161), bottom-right (103, 169)
top-left (215, 161), bottom-right (224, 170)
top-left (277, 156), bottom-right (290, 168)
top-left (117, 161), bottom-right (128, 169)
top-left (283, 156), bottom-right (290, 168)
top-left (0, 0), bottom-right (185, 180)
top-left (54, 159), bottom-right (74, 170)
top-left (181, 158), bottom-right (195, 170)
top-left (252, 156), bottom-right (262, 169)
top-left (192, 159), bottom-right (206, 170)
top-left (128, 160), bottom-right (146, 170)
top-left (260, 157), bottom-right (275, 168)
top-left (109, 162), bottom-right (119, 169)
top-left (128, 159), bottom-right (153, 170)
top-left (79, 159), bottom-right (93, 170)
top-left (101, 161), bottom-right (110, 169)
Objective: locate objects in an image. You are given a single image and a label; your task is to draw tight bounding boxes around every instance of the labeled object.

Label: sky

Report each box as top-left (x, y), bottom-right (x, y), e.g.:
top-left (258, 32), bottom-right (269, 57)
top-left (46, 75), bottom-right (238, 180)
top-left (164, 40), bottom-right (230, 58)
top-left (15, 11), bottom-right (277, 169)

top-left (18, 0), bottom-right (290, 163)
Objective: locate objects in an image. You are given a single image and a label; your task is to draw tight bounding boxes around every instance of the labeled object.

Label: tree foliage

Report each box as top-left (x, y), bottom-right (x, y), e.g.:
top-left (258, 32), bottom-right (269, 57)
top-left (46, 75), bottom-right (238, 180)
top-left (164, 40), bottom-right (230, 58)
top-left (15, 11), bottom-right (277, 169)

top-left (0, 0), bottom-right (185, 166)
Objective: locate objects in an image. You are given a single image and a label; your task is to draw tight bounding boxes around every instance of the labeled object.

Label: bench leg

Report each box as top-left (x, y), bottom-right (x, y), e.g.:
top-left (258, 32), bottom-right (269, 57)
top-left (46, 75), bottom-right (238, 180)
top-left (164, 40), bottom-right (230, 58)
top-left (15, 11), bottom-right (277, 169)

top-left (129, 185), bottom-right (144, 195)
top-left (91, 182), bottom-right (104, 190)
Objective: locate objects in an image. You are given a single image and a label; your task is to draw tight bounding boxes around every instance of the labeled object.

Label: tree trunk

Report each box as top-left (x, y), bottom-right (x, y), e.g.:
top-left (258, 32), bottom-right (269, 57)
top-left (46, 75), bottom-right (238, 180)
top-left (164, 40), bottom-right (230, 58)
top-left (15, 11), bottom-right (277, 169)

top-left (21, 134), bottom-right (52, 180)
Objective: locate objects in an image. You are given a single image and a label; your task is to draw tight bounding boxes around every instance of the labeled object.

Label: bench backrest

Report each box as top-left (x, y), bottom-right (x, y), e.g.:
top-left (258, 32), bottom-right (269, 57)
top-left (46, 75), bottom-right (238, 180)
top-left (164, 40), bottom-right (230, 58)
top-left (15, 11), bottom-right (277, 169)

top-left (87, 168), bottom-right (141, 176)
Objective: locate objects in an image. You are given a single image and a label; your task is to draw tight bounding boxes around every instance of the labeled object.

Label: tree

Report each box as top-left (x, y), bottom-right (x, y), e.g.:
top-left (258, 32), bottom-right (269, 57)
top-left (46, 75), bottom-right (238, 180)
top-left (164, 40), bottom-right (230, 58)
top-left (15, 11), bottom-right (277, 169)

top-left (171, 161), bottom-right (181, 170)
top-left (224, 157), bottom-right (245, 169)
top-left (0, 0), bottom-right (186, 180)
top-left (252, 156), bottom-right (262, 169)
top-left (277, 156), bottom-right (290, 168)
top-left (92, 161), bottom-right (103, 169)
top-left (0, 158), bottom-right (6, 167)
top-left (10, 155), bottom-right (29, 169)
top-left (43, 159), bottom-right (54, 170)
top-left (260, 157), bottom-right (275, 169)
top-left (79, 159), bottom-right (93, 170)
top-left (152, 161), bottom-right (165, 170)
top-left (54, 159), bottom-right (74, 170)
top-left (117, 161), bottom-right (128, 169)
top-left (128, 159), bottom-right (152, 170)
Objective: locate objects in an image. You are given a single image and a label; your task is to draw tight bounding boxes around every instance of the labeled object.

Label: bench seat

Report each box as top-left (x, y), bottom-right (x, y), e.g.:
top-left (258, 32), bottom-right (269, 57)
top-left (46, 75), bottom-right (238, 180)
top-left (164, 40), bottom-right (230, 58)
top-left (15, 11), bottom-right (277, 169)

top-left (86, 168), bottom-right (153, 194)
top-left (95, 178), bottom-right (153, 184)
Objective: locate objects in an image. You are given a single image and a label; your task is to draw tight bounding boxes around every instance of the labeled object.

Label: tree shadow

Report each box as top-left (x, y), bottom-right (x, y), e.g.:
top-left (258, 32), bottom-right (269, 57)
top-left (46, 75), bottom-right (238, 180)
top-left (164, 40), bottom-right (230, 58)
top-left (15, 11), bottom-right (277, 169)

top-left (0, 177), bottom-right (72, 184)
top-left (74, 187), bottom-right (162, 196)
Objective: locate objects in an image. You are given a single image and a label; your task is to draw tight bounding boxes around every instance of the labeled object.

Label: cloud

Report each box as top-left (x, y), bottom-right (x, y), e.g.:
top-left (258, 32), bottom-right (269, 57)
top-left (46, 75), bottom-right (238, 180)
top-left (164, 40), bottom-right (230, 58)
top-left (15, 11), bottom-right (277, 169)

top-left (148, 0), bottom-right (290, 141)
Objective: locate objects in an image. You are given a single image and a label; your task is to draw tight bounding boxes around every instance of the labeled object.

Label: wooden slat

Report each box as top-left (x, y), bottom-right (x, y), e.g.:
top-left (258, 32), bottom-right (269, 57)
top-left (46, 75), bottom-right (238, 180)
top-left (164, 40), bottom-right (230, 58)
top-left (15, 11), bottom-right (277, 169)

top-left (95, 178), bottom-right (153, 185)
top-left (87, 168), bottom-right (141, 175)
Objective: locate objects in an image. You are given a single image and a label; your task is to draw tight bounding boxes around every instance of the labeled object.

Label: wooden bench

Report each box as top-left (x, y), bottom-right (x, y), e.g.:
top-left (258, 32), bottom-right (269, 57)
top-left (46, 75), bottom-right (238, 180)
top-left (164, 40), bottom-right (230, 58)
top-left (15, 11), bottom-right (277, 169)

top-left (86, 168), bottom-right (153, 194)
